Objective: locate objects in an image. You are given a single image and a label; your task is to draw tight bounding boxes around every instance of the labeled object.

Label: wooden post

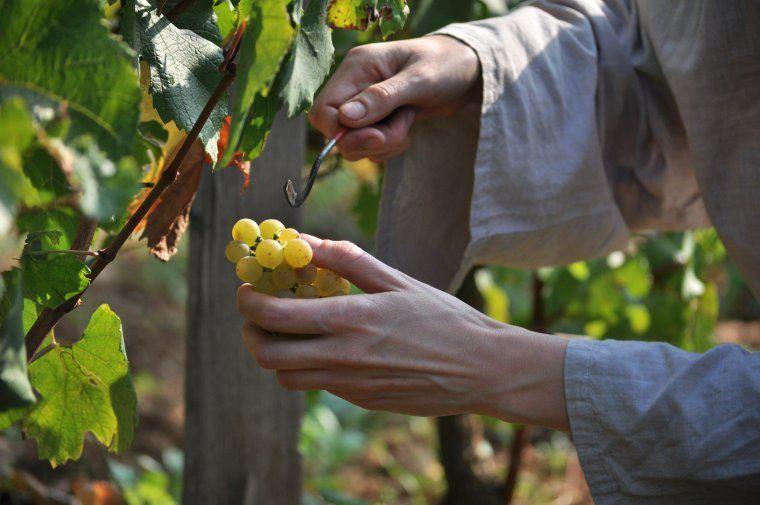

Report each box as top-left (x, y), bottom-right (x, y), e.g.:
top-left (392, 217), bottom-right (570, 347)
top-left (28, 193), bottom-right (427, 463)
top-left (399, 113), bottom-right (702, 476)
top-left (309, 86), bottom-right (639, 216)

top-left (184, 115), bottom-right (305, 505)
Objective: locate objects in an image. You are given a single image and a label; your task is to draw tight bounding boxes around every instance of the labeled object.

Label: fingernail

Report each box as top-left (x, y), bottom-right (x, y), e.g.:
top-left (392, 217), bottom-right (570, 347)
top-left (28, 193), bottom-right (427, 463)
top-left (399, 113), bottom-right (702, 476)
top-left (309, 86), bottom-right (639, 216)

top-left (341, 101), bottom-right (367, 121)
top-left (362, 137), bottom-right (383, 149)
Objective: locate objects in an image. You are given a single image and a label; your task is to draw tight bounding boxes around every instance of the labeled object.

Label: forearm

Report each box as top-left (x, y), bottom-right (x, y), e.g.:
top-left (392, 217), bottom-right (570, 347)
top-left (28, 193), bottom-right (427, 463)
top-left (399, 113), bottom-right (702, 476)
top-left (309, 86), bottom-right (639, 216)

top-left (475, 326), bottom-right (569, 431)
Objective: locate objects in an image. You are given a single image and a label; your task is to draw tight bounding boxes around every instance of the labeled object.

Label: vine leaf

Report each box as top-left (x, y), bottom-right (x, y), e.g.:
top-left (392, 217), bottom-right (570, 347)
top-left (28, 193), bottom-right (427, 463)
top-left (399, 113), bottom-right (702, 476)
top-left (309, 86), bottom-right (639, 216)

top-left (238, 92), bottom-right (279, 162)
top-left (24, 305), bottom-right (138, 467)
top-left (327, 0), bottom-right (408, 38)
top-left (21, 252), bottom-right (90, 309)
top-left (279, 0), bottom-right (334, 118)
top-left (126, 0), bottom-right (227, 160)
top-left (0, 270), bottom-right (35, 429)
top-left (0, 0), bottom-right (140, 160)
top-left (222, 0), bottom-right (295, 165)
top-left (0, 98), bottom-right (38, 235)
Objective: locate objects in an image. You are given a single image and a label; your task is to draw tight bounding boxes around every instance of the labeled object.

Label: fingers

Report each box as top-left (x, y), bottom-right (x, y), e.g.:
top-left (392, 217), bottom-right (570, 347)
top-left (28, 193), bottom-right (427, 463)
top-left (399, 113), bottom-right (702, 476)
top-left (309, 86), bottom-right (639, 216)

top-left (275, 369), bottom-right (432, 393)
top-left (242, 322), bottom-right (333, 370)
top-left (336, 70), bottom-right (425, 129)
top-left (297, 235), bottom-right (411, 293)
top-left (238, 285), bottom-right (346, 334)
top-left (308, 42), bottom-right (423, 137)
top-left (337, 108), bottom-right (415, 162)
top-left (241, 320), bottom-right (372, 371)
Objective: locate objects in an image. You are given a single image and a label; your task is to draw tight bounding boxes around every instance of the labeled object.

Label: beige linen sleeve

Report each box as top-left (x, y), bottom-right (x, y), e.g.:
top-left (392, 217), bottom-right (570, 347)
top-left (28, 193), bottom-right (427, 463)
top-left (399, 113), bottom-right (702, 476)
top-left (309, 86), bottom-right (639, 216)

top-left (376, 0), bottom-right (709, 292)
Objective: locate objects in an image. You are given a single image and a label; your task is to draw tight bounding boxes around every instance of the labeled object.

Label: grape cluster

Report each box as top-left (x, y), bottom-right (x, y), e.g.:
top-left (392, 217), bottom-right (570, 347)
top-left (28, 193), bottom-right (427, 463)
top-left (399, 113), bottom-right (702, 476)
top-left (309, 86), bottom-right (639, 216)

top-left (226, 218), bottom-right (350, 298)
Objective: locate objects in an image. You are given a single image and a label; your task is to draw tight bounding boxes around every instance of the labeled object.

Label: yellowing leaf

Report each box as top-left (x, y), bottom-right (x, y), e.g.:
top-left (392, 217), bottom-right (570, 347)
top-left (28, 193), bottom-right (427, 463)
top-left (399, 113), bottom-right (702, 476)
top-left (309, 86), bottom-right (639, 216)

top-left (327, 0), bottom-right (409, 37)
top-left (327, 0), bottom-right (373, 31)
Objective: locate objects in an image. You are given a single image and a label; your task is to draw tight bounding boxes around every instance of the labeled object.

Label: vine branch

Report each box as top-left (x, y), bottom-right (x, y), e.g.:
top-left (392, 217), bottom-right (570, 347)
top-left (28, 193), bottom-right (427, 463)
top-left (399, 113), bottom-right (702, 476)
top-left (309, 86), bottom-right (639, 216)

top-left (24, 69), bottom-right (236, 361)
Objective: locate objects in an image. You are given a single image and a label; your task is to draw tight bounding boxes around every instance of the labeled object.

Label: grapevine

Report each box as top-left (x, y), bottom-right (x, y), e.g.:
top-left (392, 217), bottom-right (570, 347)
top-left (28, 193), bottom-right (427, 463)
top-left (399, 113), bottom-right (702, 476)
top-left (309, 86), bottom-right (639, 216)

top-left (0, 0), bottom-right (408, 466)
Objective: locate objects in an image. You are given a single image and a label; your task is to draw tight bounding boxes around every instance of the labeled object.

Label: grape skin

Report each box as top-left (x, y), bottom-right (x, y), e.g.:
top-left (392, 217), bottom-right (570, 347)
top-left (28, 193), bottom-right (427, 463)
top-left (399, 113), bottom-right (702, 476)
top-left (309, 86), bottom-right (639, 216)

top-left (284, 238), bottom-right (313, 268)
top-left (314, 268), bottom-right (341, 297)
top-left (338, 277), bottom-right (350, 295)
top-left (256, 239), bottom-right (285, 269)
top-left (260, 219), bottom-right (285, 240)
top-left (295, 264), bottom-right (318, 284)
top-left (277, 228), bottom-right (300, 244)
top-left (272, 264), bottom-right (297, 290)
top-left (236, 256), bottom-right (263, 283)
top-left (225, 240), bottom-right (250, 264)
top-left (295, 284), bottom-right (318, 299)
top-left (253, 272), bottom-right (276, 295)
top-left (232, 219), bottom-right (260, 246)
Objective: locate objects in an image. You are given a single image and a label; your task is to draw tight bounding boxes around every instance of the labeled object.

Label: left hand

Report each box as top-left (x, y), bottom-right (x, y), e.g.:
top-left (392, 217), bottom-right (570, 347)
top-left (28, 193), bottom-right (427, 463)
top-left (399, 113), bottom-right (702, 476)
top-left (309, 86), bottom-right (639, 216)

top-left (237, 236), bottom-right (569, 429)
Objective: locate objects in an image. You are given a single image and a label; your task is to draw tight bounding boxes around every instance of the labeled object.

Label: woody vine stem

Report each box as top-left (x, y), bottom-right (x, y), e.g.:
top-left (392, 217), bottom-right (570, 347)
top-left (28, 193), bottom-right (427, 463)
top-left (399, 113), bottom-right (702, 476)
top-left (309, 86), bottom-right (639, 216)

top-left (24, 22), bottom-right (241, 361)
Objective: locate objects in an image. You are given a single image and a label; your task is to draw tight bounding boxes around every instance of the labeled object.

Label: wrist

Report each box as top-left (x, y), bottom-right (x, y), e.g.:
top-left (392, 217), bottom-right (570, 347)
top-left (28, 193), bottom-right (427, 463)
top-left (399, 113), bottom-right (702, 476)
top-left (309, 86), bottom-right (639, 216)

top-left (473, 326), bottom-right (570, 431)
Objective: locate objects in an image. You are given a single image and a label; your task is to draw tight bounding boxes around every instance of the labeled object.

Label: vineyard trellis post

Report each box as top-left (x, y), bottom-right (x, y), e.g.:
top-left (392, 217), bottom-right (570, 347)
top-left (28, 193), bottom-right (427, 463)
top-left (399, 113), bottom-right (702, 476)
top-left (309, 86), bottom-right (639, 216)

top-left (184, 114), bottom-right (305, 505)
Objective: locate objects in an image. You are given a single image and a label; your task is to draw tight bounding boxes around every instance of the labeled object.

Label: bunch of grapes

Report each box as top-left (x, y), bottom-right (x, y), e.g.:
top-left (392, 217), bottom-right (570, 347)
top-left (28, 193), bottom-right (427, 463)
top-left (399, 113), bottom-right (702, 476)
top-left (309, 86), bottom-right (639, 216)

top-left (225, 218), bottom-right (350, 298)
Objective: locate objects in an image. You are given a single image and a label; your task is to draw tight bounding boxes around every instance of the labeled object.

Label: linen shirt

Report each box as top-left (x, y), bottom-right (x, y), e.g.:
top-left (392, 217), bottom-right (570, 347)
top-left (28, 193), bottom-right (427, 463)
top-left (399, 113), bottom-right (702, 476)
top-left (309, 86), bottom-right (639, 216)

top-left (377, 1), bottom-right (760, 502)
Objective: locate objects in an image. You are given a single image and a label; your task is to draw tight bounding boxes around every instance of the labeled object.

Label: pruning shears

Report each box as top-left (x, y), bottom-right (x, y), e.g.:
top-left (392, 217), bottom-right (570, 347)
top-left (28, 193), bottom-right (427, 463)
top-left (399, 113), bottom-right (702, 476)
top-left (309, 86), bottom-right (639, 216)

top-left (284, 126), bottom-right (348, 208)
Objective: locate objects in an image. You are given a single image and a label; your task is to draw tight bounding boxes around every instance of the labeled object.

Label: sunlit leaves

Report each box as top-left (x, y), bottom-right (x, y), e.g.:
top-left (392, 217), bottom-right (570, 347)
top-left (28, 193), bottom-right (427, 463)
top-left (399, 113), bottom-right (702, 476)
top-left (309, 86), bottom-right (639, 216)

top-left (222, 0), bottom-right (295, 165)
top-left (0, 98), bottom-right (37, 234)
top-left (0, 0), bottom-right (140, 160)
top-left (279, 0), bottom-right (335, 118)
top-left (21, 253), bottom-right (90, 309)
top-left (127, 0), bottom-right (227, 160)
top-left (24, 305), bottom-right (137, 467)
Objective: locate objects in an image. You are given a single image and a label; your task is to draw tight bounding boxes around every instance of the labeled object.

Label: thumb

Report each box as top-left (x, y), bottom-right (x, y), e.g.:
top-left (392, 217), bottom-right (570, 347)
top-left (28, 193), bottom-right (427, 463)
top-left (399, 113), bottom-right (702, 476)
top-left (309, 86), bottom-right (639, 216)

top-left (338, 70), bottom-right (424, 129)
top-left (299, 235), bottom-right (410, 294)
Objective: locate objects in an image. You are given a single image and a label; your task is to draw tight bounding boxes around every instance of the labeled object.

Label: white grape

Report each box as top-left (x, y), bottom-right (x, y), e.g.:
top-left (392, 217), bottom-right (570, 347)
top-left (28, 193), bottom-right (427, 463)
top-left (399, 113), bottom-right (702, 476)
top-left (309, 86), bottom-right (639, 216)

top-left (314, 268), bottom-right (340, 297)
top-left (260, 219), bottom-right (285, 240)
top-left (284, 238), bottom-right (313, 268)
top-left (272, 264), bottom-right (297, 290)
top-left (236, 256), bottom-right (263, 283)
top-left (231, 219), bottom-right (260, 246)
top-left (255, 239), bottom-right (285, 269)
top-left (225, 240), bottom-right (250, 264)
top-left (277, 228), bottom-right (300, 244)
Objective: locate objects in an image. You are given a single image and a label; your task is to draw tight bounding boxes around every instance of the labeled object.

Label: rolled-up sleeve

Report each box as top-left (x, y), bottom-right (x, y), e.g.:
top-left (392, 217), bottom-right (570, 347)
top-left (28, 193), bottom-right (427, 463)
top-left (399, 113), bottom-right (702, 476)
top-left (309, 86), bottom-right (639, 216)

top-left (566, 339), bottom-right (760, 503)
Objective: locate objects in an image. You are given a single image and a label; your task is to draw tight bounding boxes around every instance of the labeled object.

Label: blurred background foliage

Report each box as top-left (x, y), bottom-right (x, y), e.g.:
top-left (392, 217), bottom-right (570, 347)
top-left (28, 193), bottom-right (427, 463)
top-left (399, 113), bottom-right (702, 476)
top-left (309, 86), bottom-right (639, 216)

top-left (2, 0), bottom-right (758, 504)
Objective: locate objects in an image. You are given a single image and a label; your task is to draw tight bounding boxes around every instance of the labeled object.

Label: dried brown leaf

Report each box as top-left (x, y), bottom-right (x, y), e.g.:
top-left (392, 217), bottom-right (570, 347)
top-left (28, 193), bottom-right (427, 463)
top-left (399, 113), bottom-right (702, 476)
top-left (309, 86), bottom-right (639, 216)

top-left (139, 139), bottom-right (204, 261)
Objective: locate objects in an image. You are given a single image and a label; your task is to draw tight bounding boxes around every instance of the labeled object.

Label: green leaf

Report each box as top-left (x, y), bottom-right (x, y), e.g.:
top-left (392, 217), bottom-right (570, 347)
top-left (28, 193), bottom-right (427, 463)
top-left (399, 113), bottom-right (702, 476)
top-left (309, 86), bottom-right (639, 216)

top-left (279, 0), bottom-right (334, 118)
top-left (624, 304), bottom-right (651, 335)
top-left (0, 0), bottom-right (140, 160)
top-left (68, 137), bottom-right (142, 224)
top-left (16, 208), bottom-right (80, 250)
top-left (223, 0), bottom-right (294, 164)
top-left (567, 261), bottom-right (589, 281)
top-left (237, 91), bottom-right (280, 161)
top-left (378, 0), bottom-right (409, 38)
top-left (0, 269), bottom-right (35, 429)
top-left (214, 0), bottom-right (238, 40)
top-left (24, 305), bottom-right (137, 467)
top-left (0, 98), bottom-right (39, 234)
top-left (126, 0), bottom-right (227, 160)
top-left (22, 254), bottom-right (90, 309)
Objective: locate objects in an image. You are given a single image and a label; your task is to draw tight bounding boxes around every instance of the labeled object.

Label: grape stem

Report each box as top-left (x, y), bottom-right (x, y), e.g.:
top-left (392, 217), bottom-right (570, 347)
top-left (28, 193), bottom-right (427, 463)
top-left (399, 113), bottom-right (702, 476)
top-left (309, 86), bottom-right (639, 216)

top-left (24, 63), bottom-right (237, 362)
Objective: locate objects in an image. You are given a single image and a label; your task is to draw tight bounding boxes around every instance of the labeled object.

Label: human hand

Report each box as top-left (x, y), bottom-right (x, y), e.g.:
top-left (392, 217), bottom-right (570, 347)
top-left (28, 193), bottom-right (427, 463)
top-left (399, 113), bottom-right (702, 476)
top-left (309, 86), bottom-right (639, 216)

top-left (308, 35), bottom-right (481, 162)
top-left (236, 236), bottom-right (569, 430)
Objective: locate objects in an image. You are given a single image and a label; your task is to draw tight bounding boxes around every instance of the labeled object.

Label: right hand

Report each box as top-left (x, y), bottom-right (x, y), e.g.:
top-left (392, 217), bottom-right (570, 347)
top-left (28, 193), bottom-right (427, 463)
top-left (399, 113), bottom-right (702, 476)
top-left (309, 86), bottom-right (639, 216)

top-left (308, 35), bottom-right (481, 162)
